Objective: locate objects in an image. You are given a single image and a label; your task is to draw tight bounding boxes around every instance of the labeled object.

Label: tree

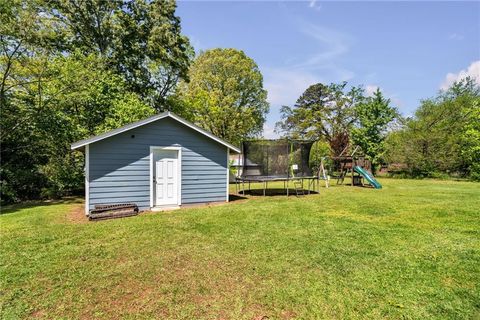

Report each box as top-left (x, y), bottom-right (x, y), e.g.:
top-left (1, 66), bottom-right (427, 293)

top-left (0, 0), bottom-right (59, 107)
top-left (45, 0), bottom-right (194, 109)
top-left (276, 82), bottom-right (364, 156)
top-left (0, 52), bottom-right (136, 202)
top-left (447, 78), bottom-right (480, 179)
top-left (352, 88), bottom-right (398, 174)
top-left (97, 93), bottom-right (155, 133)
top-left (1, 0), bottom-right (63, 202)
top-left (383, 77), bottom-right (480, 179)
top-left (309, 140), bottom-right (332, 174)
top-left (461, 98), bottom-right (480, 180)
top-left (1, 0), bottom-right (195, 203)
top-left (178, 48), bottom-right (269, 145)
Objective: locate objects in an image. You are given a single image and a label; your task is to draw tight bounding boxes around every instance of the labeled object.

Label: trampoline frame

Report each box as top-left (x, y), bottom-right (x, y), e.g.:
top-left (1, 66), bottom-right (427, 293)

top-left (235, 175), bottom-right (320, 196)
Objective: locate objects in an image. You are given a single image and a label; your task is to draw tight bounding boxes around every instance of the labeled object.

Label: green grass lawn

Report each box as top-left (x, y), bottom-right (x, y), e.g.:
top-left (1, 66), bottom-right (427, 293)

top-left (1, 179), bottom-right (479, 319)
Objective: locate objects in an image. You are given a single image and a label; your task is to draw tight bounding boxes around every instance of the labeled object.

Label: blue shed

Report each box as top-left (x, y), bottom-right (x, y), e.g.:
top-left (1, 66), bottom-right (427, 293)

top-left (71, 112), bottom-right (241, 215)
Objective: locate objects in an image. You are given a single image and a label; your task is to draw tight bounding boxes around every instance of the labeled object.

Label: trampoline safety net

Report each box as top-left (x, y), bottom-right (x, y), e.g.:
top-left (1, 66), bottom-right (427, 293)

top-left (241, 140), bottom-right (314, 178)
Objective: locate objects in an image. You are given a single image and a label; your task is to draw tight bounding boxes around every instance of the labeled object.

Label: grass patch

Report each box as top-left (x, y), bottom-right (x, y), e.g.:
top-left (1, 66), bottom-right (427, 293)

top-left (1, 179), bottom-right (479, 319)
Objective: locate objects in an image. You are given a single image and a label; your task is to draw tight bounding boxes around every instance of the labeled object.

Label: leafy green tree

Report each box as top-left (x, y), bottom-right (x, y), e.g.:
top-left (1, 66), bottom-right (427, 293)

top-left (462, 100), bottom-right (480, 180)
top-left (45, 0), bottom-right (194, 109)
top-left (0, 0), bottom-right (59, 107)
top-left (352, 88), bottom-right (399, 174)
top-left (0, 1), bottom-right (154, 202)
top-left (0, 51), bottom-right (135, 201)
top-left (447, 79), bottom-right (480, 179)
top-left (98, 93), bottom-right (155, 133)
top-left (384, 77), bottom-right (480, 179)
top-left (178, 48), bottom-right (269, 145)
top-left (1, 0), bottom-right (194, 203)
top-left (1, 0), bottom-right (61, 202)
top-left (309, 140), bottom-right (332, 174)
top-left (277, 82), bottom-right (364, 156)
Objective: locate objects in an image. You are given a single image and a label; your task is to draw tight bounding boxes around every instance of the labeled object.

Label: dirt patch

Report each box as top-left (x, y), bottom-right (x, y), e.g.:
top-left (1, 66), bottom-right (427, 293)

top-left (65, 205), bottom-right (89, 224)
top-left (181, 200), bottom-right (232, 210)
top-left (30, 309), bottom-right (46, 319)
top-left (280, 310), bottom-right (297, 319)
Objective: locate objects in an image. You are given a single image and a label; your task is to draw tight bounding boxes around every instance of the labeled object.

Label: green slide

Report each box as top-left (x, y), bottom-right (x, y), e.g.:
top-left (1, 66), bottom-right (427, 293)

top-left (354, 166), bottom-right (382, 189)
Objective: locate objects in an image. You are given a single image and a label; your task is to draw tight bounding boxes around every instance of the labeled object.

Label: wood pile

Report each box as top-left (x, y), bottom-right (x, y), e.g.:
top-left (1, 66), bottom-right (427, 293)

top-left (89, 203), bottom-right (139, 221)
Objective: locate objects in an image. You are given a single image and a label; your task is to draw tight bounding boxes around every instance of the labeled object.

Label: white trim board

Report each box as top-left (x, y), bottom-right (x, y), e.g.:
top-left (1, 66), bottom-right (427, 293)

top-left (85, 145), bottom-right (90, 215)
top-left (150, 146), bottom-right (182, 208)
top-left (226, 147), bottom-right (229, 203)
top-left (71, 111), bottom-right (240, 153)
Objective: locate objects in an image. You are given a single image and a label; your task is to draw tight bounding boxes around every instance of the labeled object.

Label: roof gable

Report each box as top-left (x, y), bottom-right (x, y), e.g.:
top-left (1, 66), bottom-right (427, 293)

top-left (71, 111), bottom-right (241, 153)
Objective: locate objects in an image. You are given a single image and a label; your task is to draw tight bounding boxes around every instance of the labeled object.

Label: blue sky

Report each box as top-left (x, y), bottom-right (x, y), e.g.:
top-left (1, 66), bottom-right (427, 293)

top-left (176, 1), bottom-right (480, 138)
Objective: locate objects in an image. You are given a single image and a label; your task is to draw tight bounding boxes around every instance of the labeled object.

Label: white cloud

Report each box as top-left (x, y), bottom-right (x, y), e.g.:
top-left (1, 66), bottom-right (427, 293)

top-left (293, 23), bottom-right (351, 69)
top-left (440, 60), bottom-right (480, 90)
top-left (308, 0), bottom-right (322, 11)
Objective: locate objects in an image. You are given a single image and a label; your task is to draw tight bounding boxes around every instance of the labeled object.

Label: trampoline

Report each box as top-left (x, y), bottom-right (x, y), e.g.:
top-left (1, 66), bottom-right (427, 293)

top-left (235, 140), bottom-right (320, 196)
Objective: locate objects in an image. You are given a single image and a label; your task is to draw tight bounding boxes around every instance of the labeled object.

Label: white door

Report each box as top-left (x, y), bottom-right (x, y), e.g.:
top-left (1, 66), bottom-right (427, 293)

top-left (154, 150), bottom-right (179, 206)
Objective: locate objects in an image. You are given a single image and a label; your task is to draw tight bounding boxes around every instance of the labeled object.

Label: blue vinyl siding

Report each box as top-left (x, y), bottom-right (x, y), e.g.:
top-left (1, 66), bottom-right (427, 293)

top-left (88, 117), bottom-right (227, 211)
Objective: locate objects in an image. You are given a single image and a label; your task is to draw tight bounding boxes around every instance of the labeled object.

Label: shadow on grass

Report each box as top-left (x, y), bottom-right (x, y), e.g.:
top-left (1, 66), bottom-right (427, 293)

top-left (1, 197), bottom-right (84, 215)
top-left (235, 188), bottom-right (319, 197)
top-left (228, 194), bottom-right (248, 202)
